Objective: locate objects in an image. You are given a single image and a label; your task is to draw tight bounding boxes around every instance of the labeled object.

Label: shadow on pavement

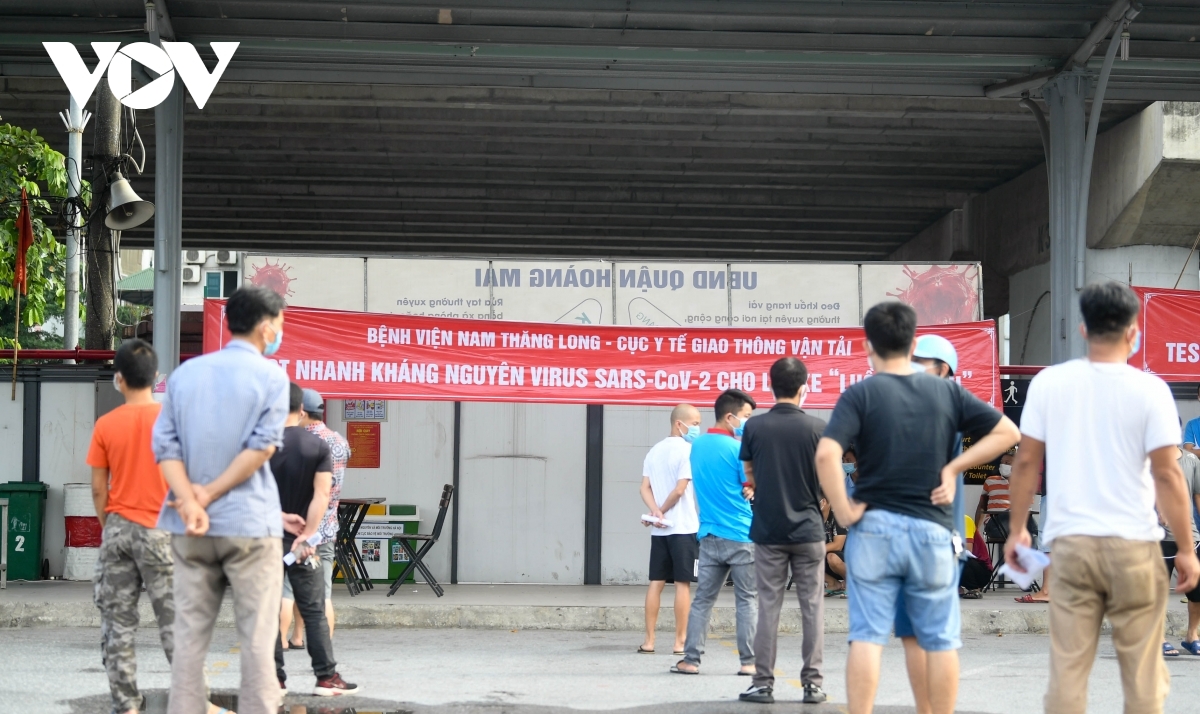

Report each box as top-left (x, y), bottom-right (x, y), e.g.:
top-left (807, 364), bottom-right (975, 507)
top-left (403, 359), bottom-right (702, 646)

top-left (65, 689), bottom-right (996, 714)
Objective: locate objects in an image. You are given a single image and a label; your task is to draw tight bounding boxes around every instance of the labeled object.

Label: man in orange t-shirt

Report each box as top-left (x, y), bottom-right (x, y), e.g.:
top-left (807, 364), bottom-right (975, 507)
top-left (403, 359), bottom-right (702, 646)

top-left (88, 339), bottom-right (174, 714)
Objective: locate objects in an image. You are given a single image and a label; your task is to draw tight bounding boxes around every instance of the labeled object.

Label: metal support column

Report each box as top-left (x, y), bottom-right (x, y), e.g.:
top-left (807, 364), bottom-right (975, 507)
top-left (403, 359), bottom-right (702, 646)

top-left (1044, 71), bottom-right (1089, 363)
top-left (153, 79), bottom-right (183, 376)
top-left (60, 97), bottom-right (89, 355)
top-left (21, 381), bottom-right (39, 483)
top-left (584, 404), bottom-right (604, 585)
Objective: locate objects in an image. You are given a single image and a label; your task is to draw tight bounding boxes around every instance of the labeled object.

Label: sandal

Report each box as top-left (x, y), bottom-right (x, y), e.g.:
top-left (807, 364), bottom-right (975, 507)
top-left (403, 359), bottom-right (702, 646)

top-left (670, 661), bottom-right (699, 675)
top-left (1014, 594), bottom-right (1046, 603)
top-left (637, 645), bottom-right (655, 654)
top-left (1181, 640), bottom-right (1200, 656)
top-left (824, 589), bottom-right (845, 598)
top-left (960, 590), bottom-right (983, 599)
top-left (1164, 641), bottom-right (1181, 657)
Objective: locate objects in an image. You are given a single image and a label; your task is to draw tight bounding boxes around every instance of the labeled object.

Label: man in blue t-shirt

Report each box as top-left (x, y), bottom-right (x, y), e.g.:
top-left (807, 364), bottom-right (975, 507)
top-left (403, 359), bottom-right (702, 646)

top-left (1184, 387), bottom-right (1200, 458)
top-left (671, 389), bottom-right (758, 677)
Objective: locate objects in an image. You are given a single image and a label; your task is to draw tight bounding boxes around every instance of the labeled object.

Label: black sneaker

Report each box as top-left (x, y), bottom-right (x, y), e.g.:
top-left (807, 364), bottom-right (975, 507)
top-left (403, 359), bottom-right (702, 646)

top-left (315, 672), bottom-right (360, 696)
top-left (739, 685), bottom-right (774, 704)
top-left (803, 683), bottom-right (827, 703)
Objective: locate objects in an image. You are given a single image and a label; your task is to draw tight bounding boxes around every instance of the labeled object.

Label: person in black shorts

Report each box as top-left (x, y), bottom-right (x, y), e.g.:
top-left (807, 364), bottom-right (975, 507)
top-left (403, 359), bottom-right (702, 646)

top-left (639, 404), bottom-right (702, 655)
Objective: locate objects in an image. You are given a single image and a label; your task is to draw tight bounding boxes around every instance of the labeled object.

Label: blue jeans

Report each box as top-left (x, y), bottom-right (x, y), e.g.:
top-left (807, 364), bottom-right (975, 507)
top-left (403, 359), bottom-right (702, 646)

top-left (846, 509), bottom-right (961, 651)
top-left (683, 535), bottom-right (757, 666)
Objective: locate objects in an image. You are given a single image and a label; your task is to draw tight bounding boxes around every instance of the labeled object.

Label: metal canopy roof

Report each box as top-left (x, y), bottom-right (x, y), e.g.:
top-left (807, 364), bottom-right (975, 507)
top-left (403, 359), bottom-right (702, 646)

top-left (2, 1), bottom-right (1200, 262)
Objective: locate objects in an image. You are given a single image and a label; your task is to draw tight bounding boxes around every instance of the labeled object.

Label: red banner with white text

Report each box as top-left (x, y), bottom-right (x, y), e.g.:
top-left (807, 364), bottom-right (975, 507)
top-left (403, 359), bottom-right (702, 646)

top-left (1132, 287), bottom-right (1200, 380)
top-left (203, 301), bottom-right (1000, 408)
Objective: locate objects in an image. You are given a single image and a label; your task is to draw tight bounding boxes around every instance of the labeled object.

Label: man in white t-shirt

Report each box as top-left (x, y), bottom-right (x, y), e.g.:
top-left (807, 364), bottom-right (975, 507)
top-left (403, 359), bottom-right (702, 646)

top-left (639, 404), bottom-right (702, 656)
top-left (1005, 281), bottom-right (1199, 714)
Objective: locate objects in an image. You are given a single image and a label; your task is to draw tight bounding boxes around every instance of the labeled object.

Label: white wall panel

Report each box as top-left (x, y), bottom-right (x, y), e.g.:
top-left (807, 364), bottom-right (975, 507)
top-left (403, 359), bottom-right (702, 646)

top-left (323, 400), bottom-right (455, 584)
top-left (458, 403), bottom-right (586, 583)
top-left (244, 255), bottom-right (367, 311)
top-left (39, 382), bottom-right (95, 577)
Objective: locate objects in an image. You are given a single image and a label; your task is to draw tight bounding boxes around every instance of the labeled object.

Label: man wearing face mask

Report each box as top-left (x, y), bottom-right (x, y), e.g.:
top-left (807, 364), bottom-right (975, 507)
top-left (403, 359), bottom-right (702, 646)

top-left (153, 286), bottom-right (297, 714)
top-left (739, 358), bottom-right (829, 705)
top-left (671, 389), bottom-right (758, 676)
top-left (1004, 282), bottom-right (1196, 713)
top-left (639, 404), bottom-right (702, 656)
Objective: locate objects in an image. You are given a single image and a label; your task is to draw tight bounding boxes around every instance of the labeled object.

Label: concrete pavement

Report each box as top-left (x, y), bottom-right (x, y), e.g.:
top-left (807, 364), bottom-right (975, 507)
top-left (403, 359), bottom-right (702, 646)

top-left (10, 627), bottom-right (1200, 714)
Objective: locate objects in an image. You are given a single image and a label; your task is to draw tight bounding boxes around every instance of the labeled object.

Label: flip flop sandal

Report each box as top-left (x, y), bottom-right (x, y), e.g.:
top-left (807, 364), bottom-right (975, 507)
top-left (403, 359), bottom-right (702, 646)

top-left (738, 670), bottom-right (754, 676)
top-left (1014, 594), bottom-right (1044, 603)
top-left (637, 646), bottom-right (655, 654)
top-left (1182, 640), bottom-right (1200, 656)
top-left (1164, 642), bottom-right (1181, 657)
top-left (824, 589), bottom-right (845, 598)
top-left (673, 650), bottom-right (686, 656)
top-left (670, 663), bottom-right (699, 675)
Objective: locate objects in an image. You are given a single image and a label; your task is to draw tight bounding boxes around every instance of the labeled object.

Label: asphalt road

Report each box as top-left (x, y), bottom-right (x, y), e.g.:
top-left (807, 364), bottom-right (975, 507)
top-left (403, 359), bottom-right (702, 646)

top-left (7, 627), bottom-right (1200, 713)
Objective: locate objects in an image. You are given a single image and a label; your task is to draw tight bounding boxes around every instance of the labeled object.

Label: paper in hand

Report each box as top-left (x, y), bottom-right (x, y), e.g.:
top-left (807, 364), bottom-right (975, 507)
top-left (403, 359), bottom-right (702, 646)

top-left (640, 514), bottom-right (674, 528)
top-left (282, 532), bottom-right (323, 565)
top-left (997, 544), bottom-right (1051, 590)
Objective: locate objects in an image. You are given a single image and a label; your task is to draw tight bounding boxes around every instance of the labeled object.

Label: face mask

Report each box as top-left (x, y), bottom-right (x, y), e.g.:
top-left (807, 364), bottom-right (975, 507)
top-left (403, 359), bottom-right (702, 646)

top-left (998, 464), bottom-right (1013, 477)
top-left (734, 416), bottom-right (746, 438)
top-left (842, 463), bottom-right (856, 475)
top-left (112, 374), bottom-right (121, 392)
top-left (682, 424), bottom-right (700, 443)
top-left (264, 323), bottom-right (284, 356)
top-left (1129, 330), bottom-right (1141, 359)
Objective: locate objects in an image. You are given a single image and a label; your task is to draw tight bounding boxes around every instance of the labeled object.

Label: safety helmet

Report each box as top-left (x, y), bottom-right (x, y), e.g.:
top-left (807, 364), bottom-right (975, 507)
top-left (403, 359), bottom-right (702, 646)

top-left (913, 334), bottom-right (958, 376)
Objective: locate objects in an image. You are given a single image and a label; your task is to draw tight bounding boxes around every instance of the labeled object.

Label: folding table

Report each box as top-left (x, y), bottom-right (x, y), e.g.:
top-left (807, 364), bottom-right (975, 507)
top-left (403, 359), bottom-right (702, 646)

top-left (333, 497), bottom-right (384, 596)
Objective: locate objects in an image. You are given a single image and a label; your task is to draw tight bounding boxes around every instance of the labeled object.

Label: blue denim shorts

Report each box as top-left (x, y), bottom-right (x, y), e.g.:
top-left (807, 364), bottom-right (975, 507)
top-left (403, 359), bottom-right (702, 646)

top-left (845, 509), bottom-right (961, 651)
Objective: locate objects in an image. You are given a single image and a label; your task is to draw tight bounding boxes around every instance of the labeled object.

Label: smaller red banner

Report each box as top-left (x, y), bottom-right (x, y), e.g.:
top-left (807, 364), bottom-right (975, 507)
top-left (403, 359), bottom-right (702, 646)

top-left (347, 422), bottom-right (381, 469)
top-left (1132, 287), bottom-right (1200, 381)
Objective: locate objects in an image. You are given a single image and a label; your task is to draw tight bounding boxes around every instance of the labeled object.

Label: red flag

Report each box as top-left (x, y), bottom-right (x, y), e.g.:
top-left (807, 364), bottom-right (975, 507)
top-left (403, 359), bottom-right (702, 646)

top-left (14, 188), bottom-right (34, 295)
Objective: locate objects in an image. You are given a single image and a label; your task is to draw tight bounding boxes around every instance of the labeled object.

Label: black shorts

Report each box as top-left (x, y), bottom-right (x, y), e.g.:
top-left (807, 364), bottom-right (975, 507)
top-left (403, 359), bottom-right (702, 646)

top-left (1161, 541), bottom-right (1200, 603)
top-left (825, 550), bottom-right (845, 579)
top-left (649, 534), bottom-right (699, 583)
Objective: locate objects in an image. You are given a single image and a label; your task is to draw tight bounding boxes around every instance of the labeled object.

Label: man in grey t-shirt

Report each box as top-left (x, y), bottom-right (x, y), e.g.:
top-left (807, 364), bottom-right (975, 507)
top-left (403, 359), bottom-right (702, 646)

top-left (1166, 450), bottom-right (1200, 655)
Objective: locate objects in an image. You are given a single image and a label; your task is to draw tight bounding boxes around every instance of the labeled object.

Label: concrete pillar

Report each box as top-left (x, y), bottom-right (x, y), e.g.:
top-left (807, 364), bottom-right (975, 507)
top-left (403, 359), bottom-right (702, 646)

top-left (153, 79), bottom-right (183, 376)
top-left (1044, 70), bottom-right (1089, 363)
top-left (62, 96), bottom-right (87, 354)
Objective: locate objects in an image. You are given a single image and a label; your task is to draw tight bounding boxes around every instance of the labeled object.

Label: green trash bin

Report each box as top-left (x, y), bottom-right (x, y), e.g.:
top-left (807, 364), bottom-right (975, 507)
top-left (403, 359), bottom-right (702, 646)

top-left (0, 482), bottom-right (48, 581)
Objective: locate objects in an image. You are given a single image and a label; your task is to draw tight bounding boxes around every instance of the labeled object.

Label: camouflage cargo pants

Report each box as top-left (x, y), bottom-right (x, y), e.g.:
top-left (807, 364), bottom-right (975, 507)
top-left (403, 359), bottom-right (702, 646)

top-left (93, 512), bottom-right (174, 714)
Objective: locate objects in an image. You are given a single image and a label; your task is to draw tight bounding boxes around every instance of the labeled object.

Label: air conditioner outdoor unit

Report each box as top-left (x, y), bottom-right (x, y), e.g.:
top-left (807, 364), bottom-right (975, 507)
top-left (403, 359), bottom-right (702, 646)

top-left (184, 250), bottom-right (206, 264)
top-left (181, 265), bottom-right (202, 283)
top-left (215, 250), bottom-right (238, 265)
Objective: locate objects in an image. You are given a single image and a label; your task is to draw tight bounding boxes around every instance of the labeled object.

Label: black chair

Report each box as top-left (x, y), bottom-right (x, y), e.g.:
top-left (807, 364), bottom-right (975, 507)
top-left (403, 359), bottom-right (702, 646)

top-left (386, 484), bottom-right (454, 597)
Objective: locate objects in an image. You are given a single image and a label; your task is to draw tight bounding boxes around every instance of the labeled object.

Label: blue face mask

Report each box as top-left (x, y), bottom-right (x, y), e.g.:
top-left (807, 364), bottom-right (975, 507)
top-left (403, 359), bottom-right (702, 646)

top-left (264, 323), bottom-right (284, 356)
top-left (682, 424), bottom-right (700, 443)
top-left (842, 463), bottom-right (857, 475)
top-left (1129, 330), bottom-right (1141, 358)
top-left (734, 417), bottom-right (746, 438)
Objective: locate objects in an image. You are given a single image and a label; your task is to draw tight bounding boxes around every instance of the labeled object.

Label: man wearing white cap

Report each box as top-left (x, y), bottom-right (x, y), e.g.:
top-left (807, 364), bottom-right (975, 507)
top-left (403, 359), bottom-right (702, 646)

top-left (282, 390), bottom-right (351, 649)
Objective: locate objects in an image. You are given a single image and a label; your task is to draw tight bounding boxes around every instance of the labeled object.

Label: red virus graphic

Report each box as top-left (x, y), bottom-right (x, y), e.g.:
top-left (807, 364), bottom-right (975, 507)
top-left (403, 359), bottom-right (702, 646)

top-left (887, 265), bottom-right (980, 325)
top-left (247, 258), bottom-right (295, 303)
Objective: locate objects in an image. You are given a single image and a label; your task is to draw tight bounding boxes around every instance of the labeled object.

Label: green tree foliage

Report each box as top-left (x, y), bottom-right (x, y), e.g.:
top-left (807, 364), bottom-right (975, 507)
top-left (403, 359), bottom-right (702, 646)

top-left (0, 122), bottom-right (70, 349)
